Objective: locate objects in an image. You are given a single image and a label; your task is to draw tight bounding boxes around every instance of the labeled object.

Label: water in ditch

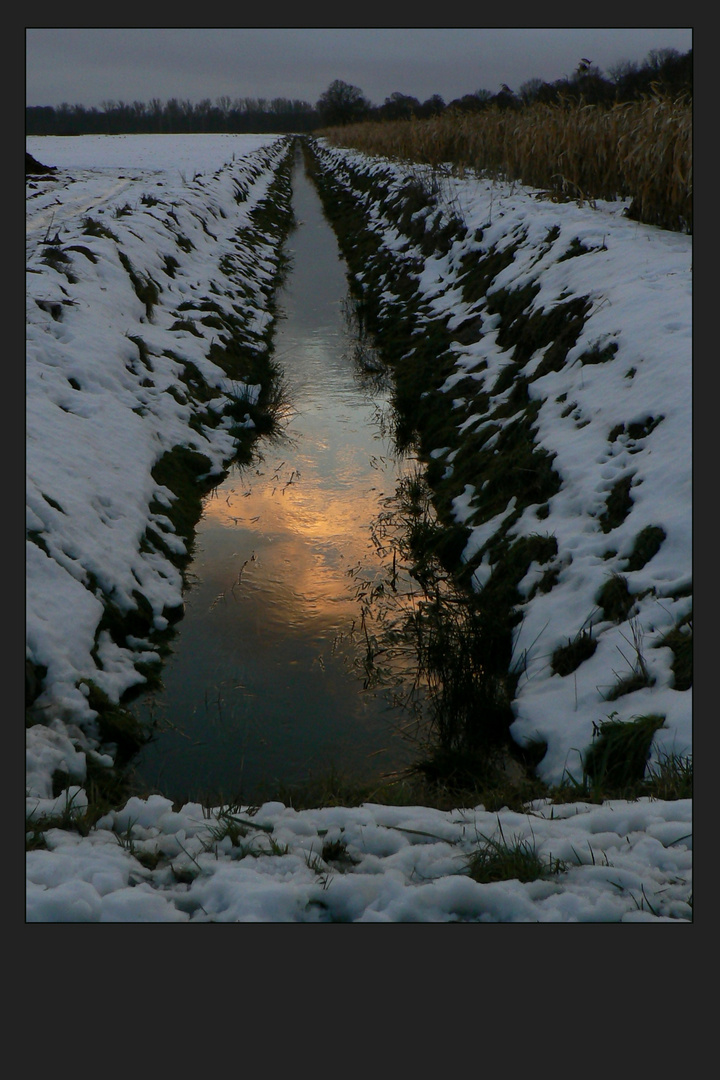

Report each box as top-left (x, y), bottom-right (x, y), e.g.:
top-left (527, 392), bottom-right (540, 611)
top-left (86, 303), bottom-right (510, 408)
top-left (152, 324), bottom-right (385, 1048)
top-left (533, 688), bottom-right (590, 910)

top-left (127, 152), bottom-right (429, 804)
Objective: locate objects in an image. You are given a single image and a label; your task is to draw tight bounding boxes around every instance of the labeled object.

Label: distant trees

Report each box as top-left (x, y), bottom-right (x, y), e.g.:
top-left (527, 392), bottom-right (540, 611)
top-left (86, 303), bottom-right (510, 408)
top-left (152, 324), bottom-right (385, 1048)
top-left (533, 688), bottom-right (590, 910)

top-left (610, 47), bottom-right (692, 99)
top-left (26, 96), bottom-right (320, 136)
top-left (444, 48), bottom-right (692, 114)
top-left (25, 48), bottom-right (692, 139)
top-left (343, 90), bottom-right (445, 123)
top-left (510, 48), bottom-right (692, 109)
top-left (518, 77), bottom-right (545, 104)
top-left (377, 91), bottom-right (422, 121)
top-left (420, 94), bottom-right (446, 117)
top-left (316, 80), bottom-right (371, 126)
top-left (448, 86), bottom-right (518, 112)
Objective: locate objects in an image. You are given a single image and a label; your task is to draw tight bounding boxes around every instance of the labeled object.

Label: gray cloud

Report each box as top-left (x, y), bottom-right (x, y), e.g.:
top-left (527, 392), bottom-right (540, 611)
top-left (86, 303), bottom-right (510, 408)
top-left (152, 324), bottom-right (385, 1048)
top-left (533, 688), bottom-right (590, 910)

top-left (26, 28), bottom-right (693, 109)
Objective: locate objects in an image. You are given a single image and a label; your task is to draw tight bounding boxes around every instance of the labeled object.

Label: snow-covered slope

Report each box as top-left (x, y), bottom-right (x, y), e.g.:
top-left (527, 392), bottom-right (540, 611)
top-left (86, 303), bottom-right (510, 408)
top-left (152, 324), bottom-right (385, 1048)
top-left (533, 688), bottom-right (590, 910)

top-left (309, 140), bottom-right (692, 787)
top-left (26, 134), bottom-right (293, 794)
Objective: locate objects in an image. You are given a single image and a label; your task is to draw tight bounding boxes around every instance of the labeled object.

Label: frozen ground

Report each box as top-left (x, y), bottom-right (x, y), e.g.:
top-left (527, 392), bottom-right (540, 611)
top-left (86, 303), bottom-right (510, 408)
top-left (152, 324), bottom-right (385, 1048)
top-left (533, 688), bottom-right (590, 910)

top-left (26, 135), bottom-right (691, 921)
top-left (313, 140), bottom-right (692, 788)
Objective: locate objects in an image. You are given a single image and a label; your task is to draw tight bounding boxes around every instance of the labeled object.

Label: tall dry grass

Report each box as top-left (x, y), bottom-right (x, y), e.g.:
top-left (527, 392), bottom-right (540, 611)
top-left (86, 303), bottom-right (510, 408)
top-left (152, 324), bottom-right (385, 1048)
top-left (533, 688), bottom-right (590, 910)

top-left (321, 95), bottom-right (692, 233)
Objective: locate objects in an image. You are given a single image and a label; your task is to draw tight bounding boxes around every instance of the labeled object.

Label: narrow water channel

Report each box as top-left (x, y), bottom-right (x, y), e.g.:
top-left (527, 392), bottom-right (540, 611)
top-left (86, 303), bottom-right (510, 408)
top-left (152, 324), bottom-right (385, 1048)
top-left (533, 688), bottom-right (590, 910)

top-left (128, 151), bottom-right (425, 804)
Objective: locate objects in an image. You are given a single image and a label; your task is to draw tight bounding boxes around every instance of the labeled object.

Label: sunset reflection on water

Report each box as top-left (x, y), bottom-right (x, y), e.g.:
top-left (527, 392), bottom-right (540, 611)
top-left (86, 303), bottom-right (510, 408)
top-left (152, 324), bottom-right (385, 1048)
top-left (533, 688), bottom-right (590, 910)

top-left (198, 423), bottom-right (413, 636)
top-left (129, 151), bottom-right (423, 803)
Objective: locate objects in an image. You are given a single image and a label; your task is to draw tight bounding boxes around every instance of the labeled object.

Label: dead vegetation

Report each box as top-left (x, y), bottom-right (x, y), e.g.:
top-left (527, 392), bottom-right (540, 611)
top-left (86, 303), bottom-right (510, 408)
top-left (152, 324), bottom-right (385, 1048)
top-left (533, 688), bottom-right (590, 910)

top-left (322, 94), bottom-right (692, 233)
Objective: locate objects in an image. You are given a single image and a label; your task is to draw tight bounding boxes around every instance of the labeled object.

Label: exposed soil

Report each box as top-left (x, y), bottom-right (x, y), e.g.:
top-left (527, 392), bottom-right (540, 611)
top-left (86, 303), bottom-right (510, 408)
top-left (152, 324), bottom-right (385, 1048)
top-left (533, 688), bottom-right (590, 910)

top-left (26, 152), bottom-right (57, 176)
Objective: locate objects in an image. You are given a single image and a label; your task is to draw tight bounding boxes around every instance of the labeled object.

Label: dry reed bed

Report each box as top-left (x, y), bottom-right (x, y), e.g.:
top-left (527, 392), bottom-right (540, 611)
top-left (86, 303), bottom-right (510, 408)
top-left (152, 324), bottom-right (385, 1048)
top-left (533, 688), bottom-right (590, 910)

top-left (323, 96), bottom-right (692, 233)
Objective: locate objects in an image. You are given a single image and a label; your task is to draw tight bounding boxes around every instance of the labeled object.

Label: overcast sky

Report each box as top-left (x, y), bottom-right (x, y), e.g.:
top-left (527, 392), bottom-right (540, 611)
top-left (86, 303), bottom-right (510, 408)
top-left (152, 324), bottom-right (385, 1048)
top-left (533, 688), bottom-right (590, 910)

top-left (26, 28), bottom-right (693, 110)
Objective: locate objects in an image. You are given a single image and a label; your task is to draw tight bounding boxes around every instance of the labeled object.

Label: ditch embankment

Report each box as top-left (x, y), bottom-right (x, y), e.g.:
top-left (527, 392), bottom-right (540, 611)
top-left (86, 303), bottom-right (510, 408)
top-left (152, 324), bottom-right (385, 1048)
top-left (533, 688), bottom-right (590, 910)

top-left (27, 132), bottom-right (691, 832)
top-left (26, 137), bottom-right (298, 817)
top-left (25, 134), bottom-right (692, 920)
top-left (302, 135), bottom-right (692, 796)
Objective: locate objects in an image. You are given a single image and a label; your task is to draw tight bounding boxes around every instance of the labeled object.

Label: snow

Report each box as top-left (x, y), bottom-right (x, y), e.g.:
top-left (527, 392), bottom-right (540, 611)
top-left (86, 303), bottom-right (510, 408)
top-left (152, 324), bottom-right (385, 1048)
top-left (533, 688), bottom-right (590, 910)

top-left (27, 134), bottom-right (286, 724)
top-left (26, 134), bottom-right (691, 921)
top-left (313, 141), bottom-right (691, 785)
top-left (26, 794), bottom-right (691, 922)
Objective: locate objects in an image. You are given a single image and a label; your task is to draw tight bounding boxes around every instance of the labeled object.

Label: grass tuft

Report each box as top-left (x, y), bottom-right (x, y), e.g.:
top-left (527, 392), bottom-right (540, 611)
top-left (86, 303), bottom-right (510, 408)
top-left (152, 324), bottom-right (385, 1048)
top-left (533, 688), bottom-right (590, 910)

top-left (598, 475), bottom-right (634, 533)
top-left (644, 750), bottom-right (692, 800)
top-left (624, 525), bottom-right (666, 572)
top-left (552, 627), bottom-right (596, 676)
top-left (597, 573), bottom-right (635, 623)
top-left (466, 820), bottom-right (566, 884)
top-left (655, 612), bottom-right (692, 690)
top-left (582, 712), bottom-right (666, 790)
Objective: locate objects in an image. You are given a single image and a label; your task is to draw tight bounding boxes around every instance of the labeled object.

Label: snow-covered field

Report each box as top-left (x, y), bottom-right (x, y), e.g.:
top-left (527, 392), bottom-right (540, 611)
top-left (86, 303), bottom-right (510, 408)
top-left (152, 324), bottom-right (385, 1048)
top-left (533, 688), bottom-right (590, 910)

top-left (26, 135), bottom-right (691, 921)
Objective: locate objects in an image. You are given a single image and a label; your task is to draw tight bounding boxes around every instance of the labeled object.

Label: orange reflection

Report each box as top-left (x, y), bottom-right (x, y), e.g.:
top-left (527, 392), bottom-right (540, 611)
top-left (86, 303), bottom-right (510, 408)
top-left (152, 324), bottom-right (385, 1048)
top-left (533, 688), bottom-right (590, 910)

top-left (201, 452), bottom-right (414, 632)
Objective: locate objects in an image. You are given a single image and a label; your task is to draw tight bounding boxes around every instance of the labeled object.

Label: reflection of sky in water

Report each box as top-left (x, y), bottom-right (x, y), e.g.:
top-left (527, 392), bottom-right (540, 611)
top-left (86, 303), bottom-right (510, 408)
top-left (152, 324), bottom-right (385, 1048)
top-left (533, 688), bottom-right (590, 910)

top-left (129, 157), bottom-right (421, 803)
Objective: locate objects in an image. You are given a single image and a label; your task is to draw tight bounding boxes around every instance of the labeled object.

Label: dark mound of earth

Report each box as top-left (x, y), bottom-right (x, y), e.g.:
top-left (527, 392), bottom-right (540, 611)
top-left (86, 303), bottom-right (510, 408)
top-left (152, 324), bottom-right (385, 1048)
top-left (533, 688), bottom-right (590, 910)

top-left (26, 152), bottom-right (57, 176)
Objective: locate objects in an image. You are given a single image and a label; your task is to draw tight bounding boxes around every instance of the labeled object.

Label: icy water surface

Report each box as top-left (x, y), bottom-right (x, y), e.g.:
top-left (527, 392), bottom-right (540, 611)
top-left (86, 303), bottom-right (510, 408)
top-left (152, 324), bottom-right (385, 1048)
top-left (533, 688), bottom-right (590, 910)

top-left (129, 154), bottom-right (424, 803)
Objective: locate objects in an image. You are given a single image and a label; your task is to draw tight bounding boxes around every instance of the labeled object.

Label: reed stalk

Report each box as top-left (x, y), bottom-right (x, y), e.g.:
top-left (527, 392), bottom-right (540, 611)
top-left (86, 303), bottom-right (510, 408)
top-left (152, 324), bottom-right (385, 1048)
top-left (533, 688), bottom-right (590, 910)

top-left (322, 94), bottom-right (692, 232)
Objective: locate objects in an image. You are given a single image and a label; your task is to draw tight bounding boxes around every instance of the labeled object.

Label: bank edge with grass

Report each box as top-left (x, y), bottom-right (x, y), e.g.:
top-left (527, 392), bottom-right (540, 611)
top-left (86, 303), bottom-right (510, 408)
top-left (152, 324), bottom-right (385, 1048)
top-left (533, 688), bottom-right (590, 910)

top-left (302, 136), bottom-right (691, 804)
top-left (26, 138), bottom-right (297, 833)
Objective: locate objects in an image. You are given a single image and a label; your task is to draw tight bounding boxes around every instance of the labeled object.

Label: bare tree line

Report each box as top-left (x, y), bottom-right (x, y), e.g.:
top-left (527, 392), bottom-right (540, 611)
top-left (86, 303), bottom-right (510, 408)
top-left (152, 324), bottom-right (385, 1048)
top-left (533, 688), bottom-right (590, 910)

top-left (26, 46), bottom-right (690, 136)
top-left (26, 95), bottom-right (320, 136)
